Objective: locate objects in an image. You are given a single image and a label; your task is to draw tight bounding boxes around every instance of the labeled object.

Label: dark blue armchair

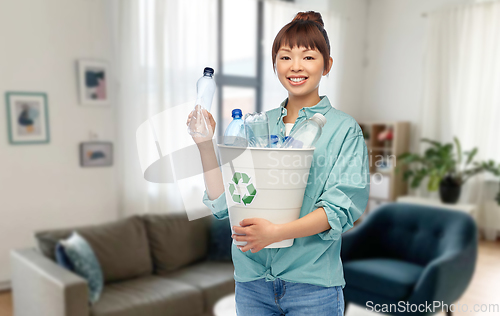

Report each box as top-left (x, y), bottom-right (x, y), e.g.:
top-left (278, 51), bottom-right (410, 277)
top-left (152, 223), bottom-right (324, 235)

top-left (341, 203), bottom-right (478, 316)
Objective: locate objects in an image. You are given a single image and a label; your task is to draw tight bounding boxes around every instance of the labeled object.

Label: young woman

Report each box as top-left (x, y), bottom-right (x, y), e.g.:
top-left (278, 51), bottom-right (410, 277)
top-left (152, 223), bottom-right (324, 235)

top-left (187, 11), bottom-right (369, 316)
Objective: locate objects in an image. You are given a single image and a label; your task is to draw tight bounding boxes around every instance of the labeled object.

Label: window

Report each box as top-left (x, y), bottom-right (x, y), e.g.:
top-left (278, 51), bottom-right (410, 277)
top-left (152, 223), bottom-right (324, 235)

top-left (215, 0), bottom-right (264, 139)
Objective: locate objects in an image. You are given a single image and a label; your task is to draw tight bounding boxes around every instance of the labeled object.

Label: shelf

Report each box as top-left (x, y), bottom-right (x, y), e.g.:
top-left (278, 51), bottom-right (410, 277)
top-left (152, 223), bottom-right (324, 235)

top-left (359, 120), bottom-right (411, 209)
top-left (359, 121), bottom-right (397, 126)
top-left (374, 169), bottom-right (392, 175)
top-left (369, 147), bottom-right (393, 151)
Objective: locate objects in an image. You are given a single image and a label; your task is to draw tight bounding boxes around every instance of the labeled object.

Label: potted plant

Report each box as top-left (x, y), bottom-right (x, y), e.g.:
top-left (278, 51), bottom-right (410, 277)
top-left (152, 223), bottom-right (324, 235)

top-left (397, 137), bottom-right (500, 205)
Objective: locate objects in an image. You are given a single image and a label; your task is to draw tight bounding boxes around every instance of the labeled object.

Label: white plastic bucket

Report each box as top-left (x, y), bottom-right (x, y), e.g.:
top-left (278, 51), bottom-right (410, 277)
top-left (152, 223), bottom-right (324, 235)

top-left (217, 145), bottom-right (314, 248)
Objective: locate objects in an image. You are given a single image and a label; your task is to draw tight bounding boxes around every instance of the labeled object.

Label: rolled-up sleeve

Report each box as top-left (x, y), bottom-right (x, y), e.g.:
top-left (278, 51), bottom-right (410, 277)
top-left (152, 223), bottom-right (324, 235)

top-left (202, 190), bottom-right (229, 220)
top-left (314, 134), bottom-right (370, 241)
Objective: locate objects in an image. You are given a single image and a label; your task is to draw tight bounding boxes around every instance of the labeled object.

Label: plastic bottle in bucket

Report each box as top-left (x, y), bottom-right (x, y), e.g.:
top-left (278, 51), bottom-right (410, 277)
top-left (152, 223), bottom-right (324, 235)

top-left (282, 113), bottom-right (327, 148)
top-left (187, 67), bottom-right (216, 138)
top-left (223, 109), bottom-right (247, 147)
top-left (270, 134), bottom-right (284, 148)
top-left (244, 112), bottom-right (270, 148)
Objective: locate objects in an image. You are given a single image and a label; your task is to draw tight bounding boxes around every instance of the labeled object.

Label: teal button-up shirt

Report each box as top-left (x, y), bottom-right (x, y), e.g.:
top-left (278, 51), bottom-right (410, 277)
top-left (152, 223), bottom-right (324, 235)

top-left (203, 95), bottom-right (370, 288)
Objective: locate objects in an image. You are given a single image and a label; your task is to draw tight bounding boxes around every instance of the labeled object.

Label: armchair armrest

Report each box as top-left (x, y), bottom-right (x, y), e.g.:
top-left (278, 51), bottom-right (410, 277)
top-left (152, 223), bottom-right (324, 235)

top-left (409, 242), bottom-right (477, 306)
top-left (10, 248), bottom-right (89, 316)
top-left (341, 213), bottom-right (376, 261)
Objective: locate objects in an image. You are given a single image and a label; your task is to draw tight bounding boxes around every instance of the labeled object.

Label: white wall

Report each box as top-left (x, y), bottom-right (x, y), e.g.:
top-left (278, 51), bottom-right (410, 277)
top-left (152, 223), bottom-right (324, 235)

top-left (359, 0), bottom-right (474, 151)
top-left (0, 0), bottom-right (118, 286)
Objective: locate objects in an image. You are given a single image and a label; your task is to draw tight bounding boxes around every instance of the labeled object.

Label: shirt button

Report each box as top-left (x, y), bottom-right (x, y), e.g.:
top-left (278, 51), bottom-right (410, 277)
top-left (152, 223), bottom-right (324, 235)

top-left (211, 204), bottom-right (214, 207)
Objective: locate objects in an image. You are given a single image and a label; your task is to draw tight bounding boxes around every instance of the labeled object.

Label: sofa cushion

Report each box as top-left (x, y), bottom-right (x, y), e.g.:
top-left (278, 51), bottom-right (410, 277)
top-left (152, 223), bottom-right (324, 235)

top-left (344, 258), bottom-right (423, 300)
top-left (142, 213), bottom-right (210, 274)
top-left (55, 243), bottom-right (75, 271)
top-left (35, 216), bottom-right (152, 283)
top-left (208, 217), bottom-right (232, 261)
top-left (160, 261), bottom-right (235, 312)
top-left (90, 275), bottom-right (203, 316)
top-left (60, 232), bottom-right (104, 305)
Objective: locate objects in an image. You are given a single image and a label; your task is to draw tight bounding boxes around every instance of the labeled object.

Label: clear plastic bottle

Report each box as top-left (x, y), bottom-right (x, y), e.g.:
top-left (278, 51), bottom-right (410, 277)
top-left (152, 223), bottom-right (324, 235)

top-left (282, 113), bottom-right (327, 148)
top-left (187, 67), bottom-right (216, 138)
top-left (244, 112), bottom-right (270, 148)
top-left (270, 134), bottom-right (284, 148)
top-left (223, 109), bottom-right (247, 147)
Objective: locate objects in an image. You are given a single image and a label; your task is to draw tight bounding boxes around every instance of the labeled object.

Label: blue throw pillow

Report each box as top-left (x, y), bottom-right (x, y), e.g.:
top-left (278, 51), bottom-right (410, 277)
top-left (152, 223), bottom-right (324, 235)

top-left (55, 243), bottom-right (74, 271)
top-left (208, 217), bottom-right (232, 261)
top-left (60, 232), bottom-right (104, 305)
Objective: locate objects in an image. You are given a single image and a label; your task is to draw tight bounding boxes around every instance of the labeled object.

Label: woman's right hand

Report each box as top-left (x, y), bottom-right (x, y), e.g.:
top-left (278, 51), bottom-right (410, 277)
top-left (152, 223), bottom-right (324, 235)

top-left (186, 105), bottom-right (217, 148)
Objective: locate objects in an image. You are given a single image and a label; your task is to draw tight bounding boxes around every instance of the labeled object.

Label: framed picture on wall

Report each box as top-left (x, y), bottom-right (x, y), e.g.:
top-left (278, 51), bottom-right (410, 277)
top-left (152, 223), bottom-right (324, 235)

top-left (80, 141), bottom-right (113, 167)
top-left (77, 59), bottom-right (110, 106)
top-left (5, 91), bottom-right (50, 145)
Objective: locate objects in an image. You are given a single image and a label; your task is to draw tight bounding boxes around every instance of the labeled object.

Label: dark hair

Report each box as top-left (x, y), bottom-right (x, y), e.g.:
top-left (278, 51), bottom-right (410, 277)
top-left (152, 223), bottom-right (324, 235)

top-left (272, 11), bottom-right (331, 74)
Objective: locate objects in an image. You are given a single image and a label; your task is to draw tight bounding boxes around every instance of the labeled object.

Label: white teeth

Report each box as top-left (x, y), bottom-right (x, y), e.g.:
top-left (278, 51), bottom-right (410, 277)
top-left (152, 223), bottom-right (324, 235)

top-left (289, 77), bottom-right (306, 82)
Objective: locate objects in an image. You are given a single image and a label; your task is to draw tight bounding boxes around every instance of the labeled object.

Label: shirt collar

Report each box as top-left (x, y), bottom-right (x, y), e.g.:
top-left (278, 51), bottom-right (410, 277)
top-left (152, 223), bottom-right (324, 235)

top-left (279, 95), bottom-right (333, 119)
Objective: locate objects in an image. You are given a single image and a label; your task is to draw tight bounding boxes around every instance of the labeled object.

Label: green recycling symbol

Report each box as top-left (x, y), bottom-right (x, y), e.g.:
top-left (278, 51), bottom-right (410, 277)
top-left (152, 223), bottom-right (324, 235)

top-left (228, 172), bottom-right (257, 206)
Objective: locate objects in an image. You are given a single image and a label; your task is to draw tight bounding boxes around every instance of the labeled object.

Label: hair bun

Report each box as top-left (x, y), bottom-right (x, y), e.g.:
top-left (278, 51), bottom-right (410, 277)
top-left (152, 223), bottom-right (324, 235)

top-left (292, 11), bottom-right (324, 27)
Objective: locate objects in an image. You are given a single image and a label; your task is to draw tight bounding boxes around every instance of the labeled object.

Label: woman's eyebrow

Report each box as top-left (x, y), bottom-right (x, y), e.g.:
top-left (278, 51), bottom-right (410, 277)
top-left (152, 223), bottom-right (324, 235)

top-left (279, 48), bottom-right (315, 52)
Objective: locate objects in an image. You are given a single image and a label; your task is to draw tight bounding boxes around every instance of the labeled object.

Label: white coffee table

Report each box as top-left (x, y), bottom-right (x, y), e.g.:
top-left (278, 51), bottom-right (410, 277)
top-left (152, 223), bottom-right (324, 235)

top-left (213, 293), bottom-right (236, 316)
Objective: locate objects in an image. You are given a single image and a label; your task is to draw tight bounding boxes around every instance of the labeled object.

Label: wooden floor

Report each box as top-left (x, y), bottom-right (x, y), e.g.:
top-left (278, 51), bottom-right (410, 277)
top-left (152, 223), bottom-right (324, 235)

top-left (455, 240), bottom-right (500, 315)
top-left (0, 240), bottom-right (499, 316)
top-left (0, 288), bottom-right (12, 316)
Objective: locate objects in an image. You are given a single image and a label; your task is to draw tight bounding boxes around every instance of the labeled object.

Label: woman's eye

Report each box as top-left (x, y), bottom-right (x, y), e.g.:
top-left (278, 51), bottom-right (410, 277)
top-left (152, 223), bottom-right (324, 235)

top-left (280, 56), bottom-right (314, 60)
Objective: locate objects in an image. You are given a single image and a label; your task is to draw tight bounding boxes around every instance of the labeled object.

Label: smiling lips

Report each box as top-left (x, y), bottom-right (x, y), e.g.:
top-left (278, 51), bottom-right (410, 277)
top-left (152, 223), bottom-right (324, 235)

top-left (287, 76), bottom-right (308, 86)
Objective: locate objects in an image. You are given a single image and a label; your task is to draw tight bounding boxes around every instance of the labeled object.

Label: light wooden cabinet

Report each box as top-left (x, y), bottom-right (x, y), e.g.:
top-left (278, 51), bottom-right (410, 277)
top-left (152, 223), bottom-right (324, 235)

top-left (358, 121), bottom-right (411, 213)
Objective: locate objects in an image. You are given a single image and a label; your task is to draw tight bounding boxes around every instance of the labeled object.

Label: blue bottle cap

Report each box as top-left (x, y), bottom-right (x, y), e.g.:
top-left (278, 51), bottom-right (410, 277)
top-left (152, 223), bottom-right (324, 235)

top-left (270, 135), bottom-right (279, 143)
top-left (232, 109), bottom-right (242, 118)
top-left (203, 67), bottom-right (214, 76)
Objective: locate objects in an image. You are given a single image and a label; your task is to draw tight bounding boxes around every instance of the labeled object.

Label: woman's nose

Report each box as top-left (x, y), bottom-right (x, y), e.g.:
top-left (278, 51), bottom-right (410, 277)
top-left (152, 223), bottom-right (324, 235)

top-left (291, 59), bottom-right (303, 72)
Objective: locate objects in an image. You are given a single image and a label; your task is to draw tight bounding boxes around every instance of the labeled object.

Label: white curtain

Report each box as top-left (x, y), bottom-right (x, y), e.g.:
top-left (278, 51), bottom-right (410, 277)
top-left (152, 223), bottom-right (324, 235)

top-left (108, 0), bottom-right (217, 218)
top-left (419, 2), bottom-right (500, 235)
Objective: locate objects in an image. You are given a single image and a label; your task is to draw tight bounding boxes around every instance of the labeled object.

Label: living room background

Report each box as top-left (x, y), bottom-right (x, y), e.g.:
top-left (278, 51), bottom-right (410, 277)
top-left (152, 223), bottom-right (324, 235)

top-left (0, 0), bottom-right (497, 292)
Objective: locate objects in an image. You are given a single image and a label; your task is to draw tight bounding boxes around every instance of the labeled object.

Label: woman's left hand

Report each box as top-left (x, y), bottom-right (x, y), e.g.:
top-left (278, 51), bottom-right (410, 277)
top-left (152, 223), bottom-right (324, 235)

top-left (232, 218), bottom-right (282, 253)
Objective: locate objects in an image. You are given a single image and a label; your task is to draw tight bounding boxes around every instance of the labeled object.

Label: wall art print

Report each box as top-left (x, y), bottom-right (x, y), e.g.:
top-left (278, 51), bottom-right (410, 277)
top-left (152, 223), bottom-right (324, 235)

top-left (78, 59), bottom-right (110, 106)
top-left (5, 91), bottom-right (50, 145)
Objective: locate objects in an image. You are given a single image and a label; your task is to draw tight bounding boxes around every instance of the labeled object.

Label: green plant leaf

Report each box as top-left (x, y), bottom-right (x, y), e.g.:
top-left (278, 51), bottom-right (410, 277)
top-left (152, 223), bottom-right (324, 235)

top-left (411, 175), bottom-right (422, 188)
top-left (403, 169), bottom-right (414, 181)
top-left (421, 138), bottom-right (442, 148)
top-left (428, 174), bottom-right (441, 191)
top-left (464, 148), bottom-right (478, 166)
top-left (443, 143), bottom-right (453, 154)
top-left (454, 137), bottom-right (462, 166)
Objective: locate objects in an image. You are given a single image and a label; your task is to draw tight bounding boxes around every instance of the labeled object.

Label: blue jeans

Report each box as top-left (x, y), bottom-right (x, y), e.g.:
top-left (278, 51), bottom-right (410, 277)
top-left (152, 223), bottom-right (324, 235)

top-left (235, 278), bottom-right (344, 316)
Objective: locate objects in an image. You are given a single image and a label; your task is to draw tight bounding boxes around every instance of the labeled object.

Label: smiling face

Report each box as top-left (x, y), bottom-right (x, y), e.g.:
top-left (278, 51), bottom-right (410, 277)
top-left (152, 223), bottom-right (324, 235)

top-left (276, 46), bottom-right (330, 99)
